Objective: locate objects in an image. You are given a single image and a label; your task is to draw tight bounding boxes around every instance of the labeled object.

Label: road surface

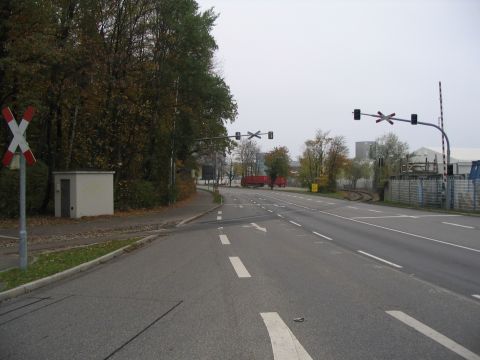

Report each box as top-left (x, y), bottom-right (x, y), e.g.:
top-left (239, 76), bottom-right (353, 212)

top-left (1, 187), bottom-right (479, 359)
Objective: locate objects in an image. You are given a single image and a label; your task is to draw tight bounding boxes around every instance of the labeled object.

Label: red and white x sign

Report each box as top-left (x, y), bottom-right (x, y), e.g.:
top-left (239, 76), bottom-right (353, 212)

top-left (376, 111), bottom-right (395, 125)
top-left (2, 106), bottom-right (36, 166)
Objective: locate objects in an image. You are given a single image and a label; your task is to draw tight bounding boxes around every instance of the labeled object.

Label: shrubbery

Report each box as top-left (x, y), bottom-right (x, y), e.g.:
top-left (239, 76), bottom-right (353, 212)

top-left (0, 161), bottom-right (49, 218)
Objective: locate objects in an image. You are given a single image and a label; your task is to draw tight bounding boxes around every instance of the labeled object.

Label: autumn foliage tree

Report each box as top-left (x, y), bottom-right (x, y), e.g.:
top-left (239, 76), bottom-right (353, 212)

top-left (264, 146), bottom-right (290, 189)
top-left (0, 0), bottom-right (237, 214)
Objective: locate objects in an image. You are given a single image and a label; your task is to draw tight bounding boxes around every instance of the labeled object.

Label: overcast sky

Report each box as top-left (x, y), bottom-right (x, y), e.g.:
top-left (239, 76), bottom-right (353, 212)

top-left (196, 0), bottom-right (480, 159)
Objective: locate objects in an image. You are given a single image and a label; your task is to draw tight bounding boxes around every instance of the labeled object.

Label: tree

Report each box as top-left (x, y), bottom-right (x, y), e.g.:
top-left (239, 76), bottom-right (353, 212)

top-left (325, 135), bottom-right (349, 191)
top-left (0, 0), bottom-right (238, 215)
top-left (369, 133), bottom-right (409, 189)
top-left (235, 139), bottom-right (260, 177)
top-left (344, 159), bottom-right (371, 189)
top-left (298, 130), bottom-right (331, 186)
top-left (264, 146), bottom-right (290, 189)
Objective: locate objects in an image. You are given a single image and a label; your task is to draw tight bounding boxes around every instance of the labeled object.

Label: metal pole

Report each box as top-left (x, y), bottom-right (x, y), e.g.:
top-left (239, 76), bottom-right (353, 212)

top-left (19, 154), bottom-right (28, 270)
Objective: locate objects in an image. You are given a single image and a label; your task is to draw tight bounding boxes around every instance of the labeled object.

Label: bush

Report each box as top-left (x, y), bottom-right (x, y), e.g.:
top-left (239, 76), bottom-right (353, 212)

top-left (0, 160), bottom-right (49, 218)
top-left (115, 180), bottom-right (160, 210)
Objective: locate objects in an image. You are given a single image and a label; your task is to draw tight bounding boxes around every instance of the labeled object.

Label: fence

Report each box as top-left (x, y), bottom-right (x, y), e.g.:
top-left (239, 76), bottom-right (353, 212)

top-left (386, 179), bottom-right (480, 211)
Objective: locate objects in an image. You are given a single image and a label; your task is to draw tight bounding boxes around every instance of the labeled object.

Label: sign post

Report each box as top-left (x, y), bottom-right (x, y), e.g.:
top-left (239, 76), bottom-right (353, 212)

top-left (2, 106), bottom-right (36, 270)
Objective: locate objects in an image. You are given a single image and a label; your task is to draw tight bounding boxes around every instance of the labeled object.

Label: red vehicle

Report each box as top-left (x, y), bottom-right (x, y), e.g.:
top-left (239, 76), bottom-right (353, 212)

top-left (241, 176), bottom-right (287, 188)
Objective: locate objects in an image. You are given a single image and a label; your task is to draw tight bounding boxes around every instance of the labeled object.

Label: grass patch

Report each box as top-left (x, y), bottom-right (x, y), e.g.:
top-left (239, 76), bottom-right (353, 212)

top-left (0, 238), bottom-right (139, 291)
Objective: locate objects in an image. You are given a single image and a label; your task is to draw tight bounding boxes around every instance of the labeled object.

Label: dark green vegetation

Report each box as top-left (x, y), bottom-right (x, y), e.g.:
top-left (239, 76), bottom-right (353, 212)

top-left (264, 147), bottom-right (290, 189)
top-left (0, 0), bottom-right (237, 216)
top-left (0, 238), bottom-right (139, 290)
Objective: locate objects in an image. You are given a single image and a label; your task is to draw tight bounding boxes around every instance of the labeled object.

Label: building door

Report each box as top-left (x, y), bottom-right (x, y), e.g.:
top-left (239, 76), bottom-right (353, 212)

top-left (61, 179), bottom-right (70, 218)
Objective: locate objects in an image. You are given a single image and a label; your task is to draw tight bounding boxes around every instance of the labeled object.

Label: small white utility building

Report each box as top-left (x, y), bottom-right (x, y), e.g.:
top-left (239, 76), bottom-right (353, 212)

top-left (53, 171), bottom-right (115, 218)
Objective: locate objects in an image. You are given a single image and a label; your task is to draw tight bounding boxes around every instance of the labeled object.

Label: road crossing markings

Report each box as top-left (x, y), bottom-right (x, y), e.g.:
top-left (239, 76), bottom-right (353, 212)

top-left (358, 250), bottom-right (403, 268)
top-left (289, 221), bottom-right (302, 227)
top-left (312, 231), bottom-right (333, 241)
top-left (219, 234), bottom-right (230, 245)
top-left (218, 211), bottom-right (222, 215)
top-left (260, 312), bottom-right (313, 360)
top-left (229, 257), bottom-right (251, 278)
top-left (386, 311), bottom-right (480, 360)
top-left (442, 222), bottom-right (474, 229)
top-left (217, 216), bottom-right (222, 221)
top-left (317, 209), bottom-right (480, 254)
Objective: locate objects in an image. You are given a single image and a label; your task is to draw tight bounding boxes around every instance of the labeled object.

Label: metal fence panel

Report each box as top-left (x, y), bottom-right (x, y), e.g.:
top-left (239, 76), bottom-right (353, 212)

top-left (387, 179), bottom-right (478, 211)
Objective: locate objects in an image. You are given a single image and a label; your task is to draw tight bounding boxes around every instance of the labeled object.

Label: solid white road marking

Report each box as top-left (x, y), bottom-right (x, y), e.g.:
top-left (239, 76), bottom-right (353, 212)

top-left (358, 250), bottom-right (403, 268)
top-left (289, 221), bottom-right (302, 227)
top-left (327, 202), bottom-right (336, 205)
top-left (317, 210), bottom-right (480, 254)
top-left (260, 312), bottom-right (313, 360)
top-left (313, 231), bottom-right (333, 241)
top-left (251, 222), bottom-right (267, 232)
top-left (239, 205), bottom-right (244, 209)
top-left (368, 209), bottom-right (383, 213)
top-left (353, 215), bottom-right (410, 219)
top-left (442, 222), bottom-right (474, 229)
top-left (217, 216), bottom-right (222, 221)
top-left (219, 234), bottom-right (230, 245)
top-left (347, 206), bottom-right (360, 210)
top-left (268, 209), bottom-right (273, 213)
top-left (277, 214), bottom-right (284, 218)
top-left (472, 295), bottom-right (480, 300)
top-left (386, 311), bottom-right (480, 360)
top-left (229, 257), bottom-right (251, 278)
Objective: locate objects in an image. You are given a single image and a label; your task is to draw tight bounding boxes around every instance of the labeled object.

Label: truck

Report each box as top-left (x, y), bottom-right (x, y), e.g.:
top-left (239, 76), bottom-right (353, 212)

top-left (241, 176), bottom-right (287, 188)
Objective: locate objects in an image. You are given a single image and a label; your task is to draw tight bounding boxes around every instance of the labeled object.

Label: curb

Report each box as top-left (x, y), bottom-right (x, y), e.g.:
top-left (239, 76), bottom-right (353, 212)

top-left (0, 235), bottom-right (157, 303)
top-left (176, 203), bottom-right (222, 227)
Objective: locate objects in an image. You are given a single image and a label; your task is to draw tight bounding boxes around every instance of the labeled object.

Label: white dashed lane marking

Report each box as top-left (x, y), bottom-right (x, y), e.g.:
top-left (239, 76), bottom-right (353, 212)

top-left (229, 257), bottom-right (251, 278)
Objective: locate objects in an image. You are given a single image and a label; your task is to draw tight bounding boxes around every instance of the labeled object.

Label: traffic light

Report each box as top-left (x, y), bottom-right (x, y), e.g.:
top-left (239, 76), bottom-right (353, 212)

top-left (354, 109), bottom-right (361, 120)
top-left (235, 132), bottom-right (241, 140)
top-left (447, 164), bottom-right (453, 175)
top-left (378, 158), bottom-right (384, 167)
top-left (268, 131), bottom-right (273, 139)
top-left (411, 114), bottom-right (418, 125)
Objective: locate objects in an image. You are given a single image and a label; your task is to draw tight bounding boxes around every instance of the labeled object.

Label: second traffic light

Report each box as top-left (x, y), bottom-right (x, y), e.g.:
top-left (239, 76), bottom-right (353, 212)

top-left (268, 131), bottom-right (273, 139)
top-left (235, 132), bottom-right (241, 140)
top-left (354, 109), bottom-right (361, 120)
top-left (411, 114), bottom-right (418, 125)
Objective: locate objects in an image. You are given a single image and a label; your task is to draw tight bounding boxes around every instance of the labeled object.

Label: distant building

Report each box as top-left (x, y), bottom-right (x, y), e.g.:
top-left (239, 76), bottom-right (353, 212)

top-left (355, 141), bottom-right (375, 160)
top-left (410, 147), bottom-right (480, 175)
top-left (256, 153), bottom-right (266, 176)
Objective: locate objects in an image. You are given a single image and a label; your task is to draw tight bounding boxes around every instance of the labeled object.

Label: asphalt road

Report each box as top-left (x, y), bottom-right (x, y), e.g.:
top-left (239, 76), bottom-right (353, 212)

top-left (1, 186), bottom-right (479, 359)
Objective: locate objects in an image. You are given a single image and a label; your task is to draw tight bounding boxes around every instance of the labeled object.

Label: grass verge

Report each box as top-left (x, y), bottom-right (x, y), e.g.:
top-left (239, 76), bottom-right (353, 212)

top-left (0, 238), bottom-right (139, 291)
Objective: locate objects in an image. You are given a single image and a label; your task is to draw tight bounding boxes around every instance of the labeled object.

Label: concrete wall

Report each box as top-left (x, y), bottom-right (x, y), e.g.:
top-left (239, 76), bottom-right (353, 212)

top-left (53, 171), bottom-right (114, 218)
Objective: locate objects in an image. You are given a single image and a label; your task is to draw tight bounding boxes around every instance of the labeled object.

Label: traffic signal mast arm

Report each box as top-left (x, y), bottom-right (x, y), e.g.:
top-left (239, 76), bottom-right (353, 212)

top-left (195, 131), bottom-right (273, 142)
top-left (354, 110), bottom-right (450, 165)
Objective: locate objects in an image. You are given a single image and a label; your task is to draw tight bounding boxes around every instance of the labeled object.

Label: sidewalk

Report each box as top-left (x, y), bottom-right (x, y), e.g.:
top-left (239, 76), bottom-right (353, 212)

top-left (0, 190), bottom-right (217, 271)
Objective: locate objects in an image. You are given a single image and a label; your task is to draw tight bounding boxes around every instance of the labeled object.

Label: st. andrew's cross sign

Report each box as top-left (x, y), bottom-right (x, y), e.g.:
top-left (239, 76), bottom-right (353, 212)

top-left (2, 106), bottom-right (36, 167)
